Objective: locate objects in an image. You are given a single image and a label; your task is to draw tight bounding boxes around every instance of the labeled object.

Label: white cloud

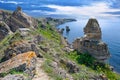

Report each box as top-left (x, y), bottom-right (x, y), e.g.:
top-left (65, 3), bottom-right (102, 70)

top-left (0, 0), bottom-right (23, 5)
top-left (42, 2), bottom-right (120, 19)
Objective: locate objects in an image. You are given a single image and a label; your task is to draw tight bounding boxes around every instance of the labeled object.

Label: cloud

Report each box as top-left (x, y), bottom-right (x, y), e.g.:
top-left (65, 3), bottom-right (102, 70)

top-left (0, 0), bottom-right (23, 5)
top-left (42, 2), bottom-right (120, 19)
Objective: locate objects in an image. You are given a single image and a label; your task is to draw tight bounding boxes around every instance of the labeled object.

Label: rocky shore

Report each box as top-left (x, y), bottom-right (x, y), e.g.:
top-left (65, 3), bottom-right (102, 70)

top-left (0, 6), bottom-right (119, 80)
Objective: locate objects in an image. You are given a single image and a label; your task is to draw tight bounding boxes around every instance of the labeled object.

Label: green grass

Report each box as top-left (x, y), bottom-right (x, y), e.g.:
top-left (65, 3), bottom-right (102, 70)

top-left (0, 19), bottom-right (119, 80)
top-left (33, 23), bottom-right (61, 44)
top-left (0, 31), bottom-right (23, 61)
top-left (0, 68), bottom-right (25, 77)
top-left (66, 51), bottom-right (120, 80)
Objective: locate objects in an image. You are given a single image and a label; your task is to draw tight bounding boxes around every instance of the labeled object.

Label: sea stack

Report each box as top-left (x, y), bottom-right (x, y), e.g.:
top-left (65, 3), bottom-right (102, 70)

top-left (66, 26), bottom-right (70, 32)
top-left (73, 18), bottom-right (110, 62)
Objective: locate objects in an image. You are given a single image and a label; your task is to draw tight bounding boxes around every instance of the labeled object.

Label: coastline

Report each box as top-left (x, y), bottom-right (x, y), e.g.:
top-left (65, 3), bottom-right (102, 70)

top-left (56, 19), bottom-right (120, 75)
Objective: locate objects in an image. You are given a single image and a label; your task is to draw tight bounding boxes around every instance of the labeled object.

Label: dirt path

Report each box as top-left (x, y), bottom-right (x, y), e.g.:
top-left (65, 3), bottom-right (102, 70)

top-left (32, 58), bottom-right (52, 80)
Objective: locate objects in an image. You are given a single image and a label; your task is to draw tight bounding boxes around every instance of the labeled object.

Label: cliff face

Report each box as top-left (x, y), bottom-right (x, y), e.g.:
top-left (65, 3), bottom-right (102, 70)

top-left (73, 18), bottom-right (110, 61)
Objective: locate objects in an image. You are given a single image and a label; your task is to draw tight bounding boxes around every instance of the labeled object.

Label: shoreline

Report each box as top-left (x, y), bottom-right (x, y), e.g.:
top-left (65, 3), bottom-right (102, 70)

top-left (56, 19), bottom-right (120, 74)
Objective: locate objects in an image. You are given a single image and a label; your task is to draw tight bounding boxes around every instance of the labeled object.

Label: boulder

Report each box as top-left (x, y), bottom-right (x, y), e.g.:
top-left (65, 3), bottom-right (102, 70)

top-left (66, 61), bottom-right (79, 73)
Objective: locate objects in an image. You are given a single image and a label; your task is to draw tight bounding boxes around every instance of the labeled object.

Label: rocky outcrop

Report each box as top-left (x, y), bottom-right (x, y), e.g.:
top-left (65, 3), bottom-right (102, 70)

top-left (0, 21), bottom-right (12, 41)
top-left (0, 74), bottom-right (26, 80)
top-left (6, 6), bottom-right (38, 32)
top-left (0, 51), bottom-right (37, 79)
top-left (84, 18), bottom-right (101, 40)
top-left (60, 59), bottom-right (80, 73)
top-left (66, 26), bottom-right (70, 32)
top-left (2, 40), bottom-right (42, 61)
top-left (0, 51), bottom-right (37, 73)
top-left (73, 18), bottom-right (110, 61)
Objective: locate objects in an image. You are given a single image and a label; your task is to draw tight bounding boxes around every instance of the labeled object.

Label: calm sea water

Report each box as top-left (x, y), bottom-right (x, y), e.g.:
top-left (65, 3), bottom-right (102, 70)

top-left (57, 19), bottom-right (120, 73)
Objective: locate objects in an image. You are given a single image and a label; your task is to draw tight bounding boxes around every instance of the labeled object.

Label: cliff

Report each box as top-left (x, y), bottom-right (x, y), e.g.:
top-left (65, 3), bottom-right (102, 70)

top-left (0, 7), bottom-right (119, 80)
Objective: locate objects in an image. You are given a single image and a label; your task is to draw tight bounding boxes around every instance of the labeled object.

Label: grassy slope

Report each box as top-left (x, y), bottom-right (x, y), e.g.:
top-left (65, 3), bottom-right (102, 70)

top-left (0, 19), bottom-right (120, 80)
top-left (32, 21), bottom-right (120, 80)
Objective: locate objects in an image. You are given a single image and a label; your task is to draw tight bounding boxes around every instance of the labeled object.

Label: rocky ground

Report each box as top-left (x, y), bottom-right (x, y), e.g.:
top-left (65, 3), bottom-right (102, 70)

top-left (33, 58), bottom-right (51, 80)
top-left (0, 7), bottom-right (120, 80)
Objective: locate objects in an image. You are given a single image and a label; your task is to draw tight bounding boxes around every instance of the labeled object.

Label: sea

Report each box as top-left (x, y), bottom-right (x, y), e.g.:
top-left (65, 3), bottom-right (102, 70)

top-left (57, 19), bottom-right (120, 73)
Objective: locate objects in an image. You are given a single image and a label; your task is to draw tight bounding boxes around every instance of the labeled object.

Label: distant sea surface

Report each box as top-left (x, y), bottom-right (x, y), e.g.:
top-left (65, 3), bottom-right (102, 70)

top-left (57, 20), bottom-right (120, 73)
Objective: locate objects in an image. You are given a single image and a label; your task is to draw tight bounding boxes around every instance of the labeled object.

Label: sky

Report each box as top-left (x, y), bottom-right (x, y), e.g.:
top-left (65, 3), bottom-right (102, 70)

top-left (0, 0), bottom-right (120, 20)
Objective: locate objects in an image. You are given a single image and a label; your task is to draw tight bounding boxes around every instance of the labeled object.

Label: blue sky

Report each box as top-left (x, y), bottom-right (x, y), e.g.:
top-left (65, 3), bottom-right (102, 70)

top-left (0, 0), bottom-right (120, 19)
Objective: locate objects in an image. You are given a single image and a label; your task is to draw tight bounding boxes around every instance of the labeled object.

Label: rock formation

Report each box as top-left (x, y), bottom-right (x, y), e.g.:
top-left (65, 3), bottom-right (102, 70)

top-left (0, 21), bottom-right (12, 41)
top-left (0, 51), bottom-right (37, 79)
top-left (73, 18), bottom-right (110, 61)
top-left (84, 18), bottom-right (101, 40)
top-left (6, 6), bottom-right (38, 32)
top-left (66, 26), bottom-right (70, 32)
top-left (2, 40), bottom-right (42, 61)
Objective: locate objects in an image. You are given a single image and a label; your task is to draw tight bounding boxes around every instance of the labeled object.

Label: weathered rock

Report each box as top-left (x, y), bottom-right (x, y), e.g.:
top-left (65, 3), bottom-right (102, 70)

top-left (1, 74), bottom-right (26, 80)
top-left (40, 46), bottom-right (49, 53)
top-left (90, 75), bottom-right (108, 80)
top-left (84, 18), bottom-right (101, 40)
top-left (60, 59), bottom-right (79, 73)
top-left (0, 10), bottom-right (11, 21)
top-left (50, 61), bottom-right (74, 80)
top-left (66, 61), bottom-right (79, 73)
top-left (6, 6), bottom-right (38, 32)
top-left (33, 35), bottom-right (45, 44)
top-left (73, 18), bottom-right (110, 61)
top-left (2, 41), bottom-right (42, 61)
top-left (0, 51), bottom-right (37, 79)
top-left (0, 21), bottom-right (12, 41)
top-left (18, 28), bottom-right (31, 37)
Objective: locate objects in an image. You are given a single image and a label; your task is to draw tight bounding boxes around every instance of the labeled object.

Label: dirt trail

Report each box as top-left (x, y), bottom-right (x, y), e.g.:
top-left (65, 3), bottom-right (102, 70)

top-left (32, 58), bottom-right (52, 80)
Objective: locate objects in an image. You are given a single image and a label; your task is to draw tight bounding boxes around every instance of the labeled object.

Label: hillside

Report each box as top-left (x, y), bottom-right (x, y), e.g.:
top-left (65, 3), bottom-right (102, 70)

top-left (0, 7), bottom-right (120, 80)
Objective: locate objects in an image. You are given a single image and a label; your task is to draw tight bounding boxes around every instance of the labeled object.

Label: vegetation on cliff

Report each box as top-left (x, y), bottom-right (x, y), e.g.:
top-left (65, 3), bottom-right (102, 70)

top-left (0, 8), bottom-right (120, 80)
top-left (30, 19), bottom-right (120, 80)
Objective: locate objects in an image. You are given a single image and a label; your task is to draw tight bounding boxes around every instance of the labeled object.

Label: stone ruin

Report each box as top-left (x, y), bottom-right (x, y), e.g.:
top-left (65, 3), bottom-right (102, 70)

top-left (73, 18), bottom-right (110, 61)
